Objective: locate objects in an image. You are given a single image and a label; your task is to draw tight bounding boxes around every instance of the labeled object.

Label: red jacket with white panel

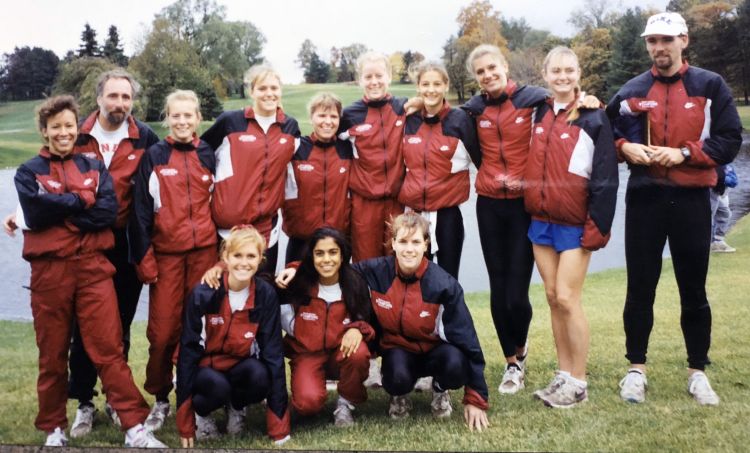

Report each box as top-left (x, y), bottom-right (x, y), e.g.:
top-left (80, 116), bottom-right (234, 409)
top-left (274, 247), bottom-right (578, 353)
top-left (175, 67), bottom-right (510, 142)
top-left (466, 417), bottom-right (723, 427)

top-left (398, 103), bottom-right (479, 211)
top-left (524, 101), bottom-right (619, 250)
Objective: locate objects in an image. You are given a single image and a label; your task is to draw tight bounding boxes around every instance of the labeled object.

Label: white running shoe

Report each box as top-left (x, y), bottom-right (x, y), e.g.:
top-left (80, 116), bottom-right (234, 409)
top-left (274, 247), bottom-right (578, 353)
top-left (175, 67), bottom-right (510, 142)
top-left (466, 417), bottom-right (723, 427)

top-left (710, 240), bottom-right (736, 253)
top-left (533, 372), bottom-right (566, 400)
top-left (144, 400), bottom-right (170, 432)
top-left (619, 369), bottom-right (647, 404)
top-left (70, 403), bottom-right (97, 438)
top-left (540, 379), bottom-right (588, 409)
top-left (45, 427), bottom-right (68, 447)
top-left (226, 405), bottom-right (246, 435)
top-left (333, 398), bottom-right (355, 427)
top-left (363, 358), bottom-right (382, 388)
top-left (413, 376), bottom-right (433, 392)
top-left (124, 424), bottom-right (167, 448)
top-left (430, 390), bottom-right (452, 418)
top-left (688, 371), bottom-right (720, 406)
top-left (105, 402), bottom-right (122, 428)
top-left (498, 363), bottom-right (525, 394)
top-left (195, 414), bottom-right (220, 440)
top-left (388, 395), bottom-right (412, 419)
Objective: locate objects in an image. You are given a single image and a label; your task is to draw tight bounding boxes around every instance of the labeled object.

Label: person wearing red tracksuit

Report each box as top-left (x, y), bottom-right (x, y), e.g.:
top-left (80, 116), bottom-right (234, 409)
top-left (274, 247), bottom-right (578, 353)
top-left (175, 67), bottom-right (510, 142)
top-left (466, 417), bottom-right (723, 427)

top-left (398, 62), bottom-right (479, 279)
top-left (176, 227), bottom-right (290, 447)
top-left (523, 47), bottom-right (618, 408)
top-left (339, 52), bottom-right (408, 262)
top-left (606, 13), bottom-right (742, 406)
top-left (14, 95), bottom-right (165, 448)
top-left (278, 227), bottom-right (373, 426)
top-left (461, 44), bottom-right (548, 395)
top-left (283, 93), bottom-right (353, 263)
top-left (67, 70), bottom-right (159, 433)
top-left (128, 90), bottom-right (218, 431)
top-left (201, 65), bottom-right (300, 274)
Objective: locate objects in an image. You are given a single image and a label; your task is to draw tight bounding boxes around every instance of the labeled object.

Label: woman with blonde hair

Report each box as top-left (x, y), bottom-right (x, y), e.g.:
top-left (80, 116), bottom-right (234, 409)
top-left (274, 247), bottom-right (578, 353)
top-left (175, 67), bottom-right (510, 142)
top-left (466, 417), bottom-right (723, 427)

top-left (129, 89), bottom-right (218, 430)
top-left (202, 65), bottom-right (300, 274)
top-left (523, 46), bottom-right (617, 407)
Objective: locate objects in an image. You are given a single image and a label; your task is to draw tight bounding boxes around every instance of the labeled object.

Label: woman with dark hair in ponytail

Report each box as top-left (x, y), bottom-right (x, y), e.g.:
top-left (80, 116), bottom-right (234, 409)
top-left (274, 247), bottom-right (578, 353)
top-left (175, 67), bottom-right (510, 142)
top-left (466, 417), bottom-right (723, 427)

top-left (278, 227), bottom-right (374, 427)
top-left (523, 46), bottom-right (618, 408)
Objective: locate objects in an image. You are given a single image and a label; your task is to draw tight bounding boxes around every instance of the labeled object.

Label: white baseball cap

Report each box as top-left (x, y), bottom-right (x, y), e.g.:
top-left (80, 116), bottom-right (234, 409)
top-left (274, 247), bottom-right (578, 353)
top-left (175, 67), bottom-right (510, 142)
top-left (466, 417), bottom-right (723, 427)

top-left (641, 12), bottom-right (688, 37)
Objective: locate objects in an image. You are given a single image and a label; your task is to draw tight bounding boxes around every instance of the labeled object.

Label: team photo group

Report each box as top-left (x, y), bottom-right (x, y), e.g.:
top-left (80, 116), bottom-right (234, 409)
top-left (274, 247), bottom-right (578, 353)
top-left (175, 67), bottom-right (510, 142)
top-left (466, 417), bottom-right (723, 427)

top-left (5, 10), bottom-right (742, 449)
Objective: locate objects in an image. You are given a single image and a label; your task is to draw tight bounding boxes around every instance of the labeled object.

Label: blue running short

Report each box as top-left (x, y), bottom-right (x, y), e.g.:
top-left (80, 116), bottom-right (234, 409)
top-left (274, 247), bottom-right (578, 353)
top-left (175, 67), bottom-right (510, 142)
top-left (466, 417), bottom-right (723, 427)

top-left (528, 220), bottom-right (583, 253)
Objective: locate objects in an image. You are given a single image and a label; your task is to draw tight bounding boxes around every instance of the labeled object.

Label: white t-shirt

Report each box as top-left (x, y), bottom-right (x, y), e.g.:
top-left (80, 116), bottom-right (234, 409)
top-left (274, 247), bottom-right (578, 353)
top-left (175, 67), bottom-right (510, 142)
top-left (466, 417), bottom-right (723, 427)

top-left (553, 102), bottom-right (569, 115)
top-left (89, 119), bottom-right (129, 168)
top-left (228, 287), bottom-right (250, 313)
top-left (255, 114), bottom-right (276, 134)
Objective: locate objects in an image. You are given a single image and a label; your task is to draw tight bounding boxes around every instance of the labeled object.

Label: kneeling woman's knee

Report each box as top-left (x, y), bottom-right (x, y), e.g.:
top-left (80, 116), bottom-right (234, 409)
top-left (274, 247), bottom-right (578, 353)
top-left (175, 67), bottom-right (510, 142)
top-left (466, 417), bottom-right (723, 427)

top-left (291, 385), bottom-right (327, 416)
top-left (433, 347), bottom-right (468, 390)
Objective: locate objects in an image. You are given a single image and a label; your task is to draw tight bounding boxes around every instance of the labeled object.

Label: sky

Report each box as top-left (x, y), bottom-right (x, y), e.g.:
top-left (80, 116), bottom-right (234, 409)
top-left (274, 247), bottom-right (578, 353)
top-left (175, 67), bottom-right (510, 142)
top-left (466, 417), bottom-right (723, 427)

top-left (0, 0), bottom-right (669, 84)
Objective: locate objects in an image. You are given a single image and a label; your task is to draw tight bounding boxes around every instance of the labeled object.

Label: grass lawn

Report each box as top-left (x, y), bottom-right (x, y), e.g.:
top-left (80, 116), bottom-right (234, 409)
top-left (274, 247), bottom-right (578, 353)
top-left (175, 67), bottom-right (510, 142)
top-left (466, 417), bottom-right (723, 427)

top-left (1, 218), bottom-right (748, 451)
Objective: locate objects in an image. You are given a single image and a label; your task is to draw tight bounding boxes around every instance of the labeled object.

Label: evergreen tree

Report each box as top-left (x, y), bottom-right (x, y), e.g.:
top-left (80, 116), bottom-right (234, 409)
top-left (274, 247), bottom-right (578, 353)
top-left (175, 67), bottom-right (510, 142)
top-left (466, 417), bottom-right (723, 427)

top-left (78, 23), bottom-right (100, 57)
top-left (303, 52), bottom-right (330, 83)
top-left (102, 25), bottom-right (128, 66)
top-left (0, 46), bottom-right (60, 101)
top-left (606, 8), bottom-right (650, 98)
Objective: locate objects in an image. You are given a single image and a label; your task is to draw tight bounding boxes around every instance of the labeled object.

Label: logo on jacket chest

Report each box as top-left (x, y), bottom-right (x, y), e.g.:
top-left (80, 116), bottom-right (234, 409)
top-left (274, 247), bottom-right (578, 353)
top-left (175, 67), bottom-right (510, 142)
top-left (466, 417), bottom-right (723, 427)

top-left (83, 152), bottom-right (97, 160)
top-left (208, 315), bottom-right (224, 326)
top-left (440, 145), bottom-right (450, 152)
top-left (343, 318), bottom-right (351, 325)
top-left (515, 116), bottom-right (525, 124)
top-left (239, 134), bottom-right (257, 142)
top-left (375, 298), bottom-right (392, 310)
top-left (244, 331), bottom-right (254, 339)
top-left (159, 168), bottom-right (178, 176)
top-left (419, 310), bottom-right (431, 318)
top-left (560, 133), bottom-right (570, 140)
top-left (300, 312), bottom-right (319, 321)
top-left (535, 126), bottom-right (545, 135)
top-left (298, 163), bottom-right (314, 172)
top-left (684, 102), bottom-right (696, 109)
top-left (407, 137), bottom-right (422, 144)
top-left (356, 124), bottom-right (372, 133)
top-left (479, 120), bottom-right (493, 129)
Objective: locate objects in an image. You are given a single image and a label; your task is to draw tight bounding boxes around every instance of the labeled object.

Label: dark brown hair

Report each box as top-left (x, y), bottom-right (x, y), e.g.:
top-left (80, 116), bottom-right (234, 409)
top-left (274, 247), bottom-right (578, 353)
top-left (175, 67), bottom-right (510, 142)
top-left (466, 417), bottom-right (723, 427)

top-left (36, 95), bottom-right (80, 133)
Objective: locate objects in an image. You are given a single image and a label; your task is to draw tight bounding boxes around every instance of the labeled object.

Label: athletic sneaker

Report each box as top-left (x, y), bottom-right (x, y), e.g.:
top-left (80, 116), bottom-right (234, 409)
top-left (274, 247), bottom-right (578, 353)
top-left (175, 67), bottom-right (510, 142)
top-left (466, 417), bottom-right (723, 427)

top-left (498, 363), bottom-right (525, 394)
top-left (533, 372), bottom-right (566, 400)
top-left (540, 378), bottom-right (588, 409)
top-left (688, 371), bottom-right (720, 406)
top-left (333, 399), bottom-right (355, 427)
top-left (226, 405), bottom-right (246, 435)
top-left (105, 402), bottom-right (121, 428)
top-left (413, 376), bottom-right (433, 392)
top-left (45, 427), bottom-right (68, 447)
top-left (619, 369), bottom-right (647, 403)
top-left (388, 395), bottom-right (412, 419)
top-left (195, 414), bottom-right (220, 440)
top-left (144, 400), bottom-right (170, 432)
top-left (430, 390), bottom-right (452, 418)
top-left (710, 240), bottom-right (736, 253)
top-left (70, 403), bottom-right (97, 438)
top-left (124, 424), bottom-right (167, 448)
top-left (363, 358), bottom-right (382, 388)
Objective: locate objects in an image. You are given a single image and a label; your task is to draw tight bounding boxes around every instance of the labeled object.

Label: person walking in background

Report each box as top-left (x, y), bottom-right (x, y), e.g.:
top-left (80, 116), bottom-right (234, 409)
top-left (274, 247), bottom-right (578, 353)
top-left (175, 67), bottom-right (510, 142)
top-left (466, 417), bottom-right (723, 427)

top-left (524, 47), bottom-right (618, 408)
top-left (398, 61), bottom-right (479, 280)
top-left (710, 164), bottom-right (738, 253)
top-left (128, 90), bottom-right (218, 431)
top-left (201, 65), bottom-right (300, 275)
top-left (14, 95), bottom-right (165, 448)
top-left (607, 12), bottom-right (742, 406)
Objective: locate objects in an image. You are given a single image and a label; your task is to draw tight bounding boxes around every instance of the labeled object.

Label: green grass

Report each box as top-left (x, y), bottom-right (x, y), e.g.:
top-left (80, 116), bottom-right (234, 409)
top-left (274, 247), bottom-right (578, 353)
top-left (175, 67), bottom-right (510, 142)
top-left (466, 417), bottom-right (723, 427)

top-left (0, 84), bottom-right (419, 168)
top-left (1, 218), bottom-right (749, 451)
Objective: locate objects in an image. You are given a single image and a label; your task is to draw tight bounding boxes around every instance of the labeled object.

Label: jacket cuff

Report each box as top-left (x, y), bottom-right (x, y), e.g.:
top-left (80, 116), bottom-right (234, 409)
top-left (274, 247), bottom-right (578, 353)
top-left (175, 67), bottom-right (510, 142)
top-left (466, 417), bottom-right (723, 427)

top-left (176, 399), bottom-right (196, 439)
top-left (615, 139), bottom-right (628, 163)
top-left (684, 141), bottom-right (717, 168)
top-left (348, 320), bottom-right (375, 342)
top-left (581, 216), bottom-right (610, 251)
top-left (266, 406), bottom-right (291, 441)
top-left (462, 387), bottom-right (489, 411)
top-left (135, 247), bottom-right (158, 283)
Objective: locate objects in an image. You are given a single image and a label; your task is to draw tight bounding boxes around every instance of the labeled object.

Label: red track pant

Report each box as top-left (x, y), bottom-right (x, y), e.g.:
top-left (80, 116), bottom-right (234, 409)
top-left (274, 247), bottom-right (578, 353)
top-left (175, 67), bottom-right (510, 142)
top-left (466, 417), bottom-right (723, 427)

top-left (350, 193), bottom-right (403, 262)
top-left (145, 246), bottom-right (217, 398)
top-left (289, 344), bottom-right (370, 416)
top-left (29, 254), bottom-right (149, 432)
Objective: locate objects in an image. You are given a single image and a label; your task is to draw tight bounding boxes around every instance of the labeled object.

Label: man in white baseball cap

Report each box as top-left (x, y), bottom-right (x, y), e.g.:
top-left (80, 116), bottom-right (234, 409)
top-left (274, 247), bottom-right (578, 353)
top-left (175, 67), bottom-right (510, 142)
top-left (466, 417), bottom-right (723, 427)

top-left (606, 11), bottom-right (742, 407)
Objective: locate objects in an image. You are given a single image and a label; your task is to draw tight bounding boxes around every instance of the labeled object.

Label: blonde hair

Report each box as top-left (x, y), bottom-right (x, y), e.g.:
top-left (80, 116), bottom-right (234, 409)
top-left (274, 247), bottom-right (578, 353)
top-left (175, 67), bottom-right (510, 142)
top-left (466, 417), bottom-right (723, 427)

top-left (390, 212), bottom-right (430, 243)
top-left (356, 51), bottom-right (391, 79)
top-left (410, 61), bottom-right (449, 87)
top-left (161, 89), bottom-right (202, 127)
top-left (466, 44), bottom-right (508, 75)
top-left (243, 65), bottom-right (282, 92)
top-left (307, 92), bottom-right (342, 117)
top-left (221, 225), bottom-right (267, 259)
top-left (543, 46), bottom-right (582, 122)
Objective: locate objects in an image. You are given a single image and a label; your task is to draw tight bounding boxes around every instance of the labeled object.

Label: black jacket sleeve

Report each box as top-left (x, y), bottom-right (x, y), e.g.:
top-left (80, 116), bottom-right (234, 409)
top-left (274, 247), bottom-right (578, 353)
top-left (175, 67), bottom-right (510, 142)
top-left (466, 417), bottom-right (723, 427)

top-left (69, 161), bottom-right (118, 231)
top-left (14, 162), bottom-right (85, 230)
top-left (128, 146), bottom-right (156, 264)
top-left (255, 282), bottom-right (289, 419)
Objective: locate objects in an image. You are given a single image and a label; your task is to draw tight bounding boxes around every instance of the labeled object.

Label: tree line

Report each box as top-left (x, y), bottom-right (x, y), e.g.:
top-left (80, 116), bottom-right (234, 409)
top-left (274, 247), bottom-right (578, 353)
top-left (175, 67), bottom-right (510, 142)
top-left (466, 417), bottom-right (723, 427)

top-left (2, 0), bottom-right (750, 121)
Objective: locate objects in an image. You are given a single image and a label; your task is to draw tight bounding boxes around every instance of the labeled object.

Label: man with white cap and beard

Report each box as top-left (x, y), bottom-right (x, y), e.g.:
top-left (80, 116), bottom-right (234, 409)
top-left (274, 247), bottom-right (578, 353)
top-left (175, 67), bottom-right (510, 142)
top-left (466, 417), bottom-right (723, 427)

top-left (606, 12), bottom-right (741, 406)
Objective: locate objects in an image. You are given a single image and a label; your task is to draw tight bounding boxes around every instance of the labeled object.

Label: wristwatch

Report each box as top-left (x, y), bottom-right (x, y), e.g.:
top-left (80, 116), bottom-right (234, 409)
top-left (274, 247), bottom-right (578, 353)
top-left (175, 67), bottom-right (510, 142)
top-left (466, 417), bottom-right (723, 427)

top-left (680, 147), bottom-right (691, 161)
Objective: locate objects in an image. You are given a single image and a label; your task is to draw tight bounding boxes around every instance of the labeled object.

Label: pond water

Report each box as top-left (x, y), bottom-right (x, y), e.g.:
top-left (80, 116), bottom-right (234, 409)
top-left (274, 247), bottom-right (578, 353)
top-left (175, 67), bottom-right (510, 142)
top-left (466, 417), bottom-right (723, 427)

top-left (2, 148), bottom-right (749, 321)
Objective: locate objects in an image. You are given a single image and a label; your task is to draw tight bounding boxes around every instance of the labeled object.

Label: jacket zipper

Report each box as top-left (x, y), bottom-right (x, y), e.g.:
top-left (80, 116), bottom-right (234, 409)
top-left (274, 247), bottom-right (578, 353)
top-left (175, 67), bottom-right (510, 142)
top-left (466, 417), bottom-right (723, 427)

top-left (379, 108), bottom-right (388, 195)
top-left (182, 151), bottom-right (197, 248)
top-left (495, 108), bottom-right (508, 197)
top-left (422, 124), bottom-right (434, 210)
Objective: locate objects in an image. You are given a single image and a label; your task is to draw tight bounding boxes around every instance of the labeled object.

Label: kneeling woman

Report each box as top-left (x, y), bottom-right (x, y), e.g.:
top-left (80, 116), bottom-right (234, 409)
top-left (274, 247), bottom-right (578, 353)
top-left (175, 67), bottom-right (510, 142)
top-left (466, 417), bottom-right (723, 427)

top-left (279, 227), bottom-right (373, 426)
top-left (280, 213), bottom-right (490, 429)
top-left (176, 226), bottom-right (289, 447)
top-left (523, 46), bottom-right (618, 408)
